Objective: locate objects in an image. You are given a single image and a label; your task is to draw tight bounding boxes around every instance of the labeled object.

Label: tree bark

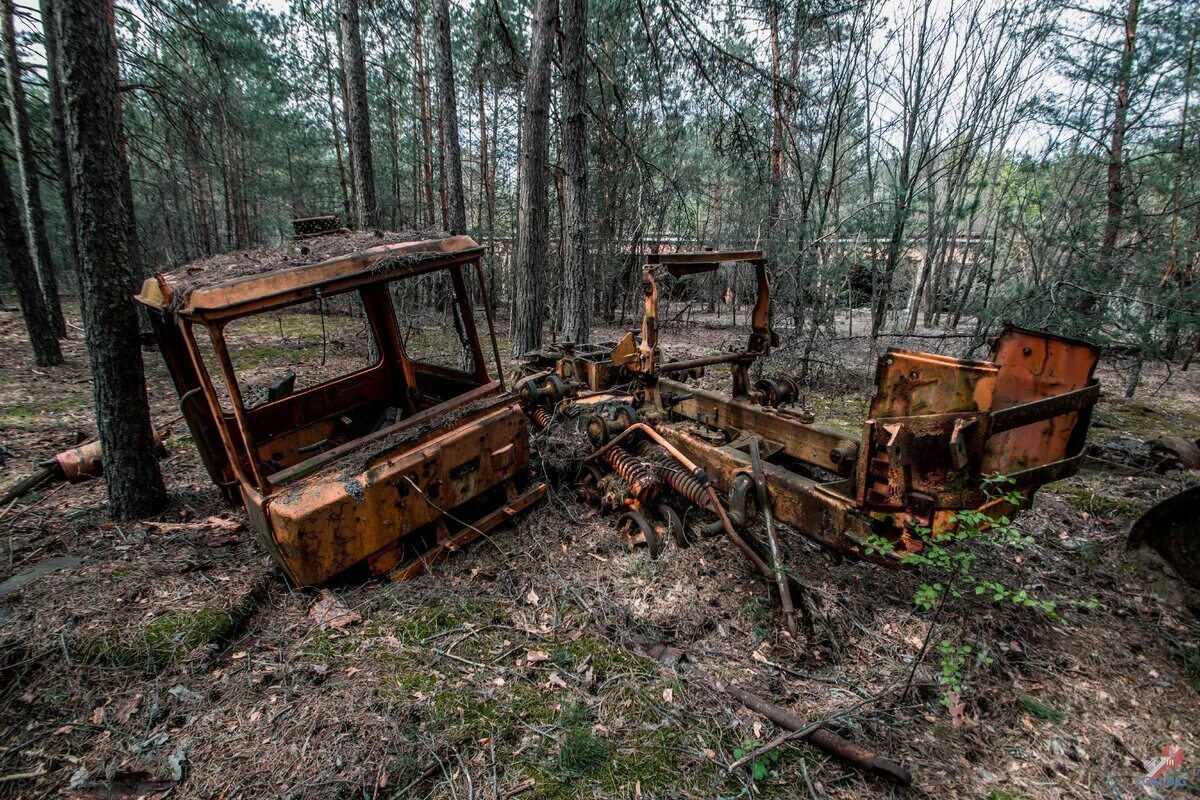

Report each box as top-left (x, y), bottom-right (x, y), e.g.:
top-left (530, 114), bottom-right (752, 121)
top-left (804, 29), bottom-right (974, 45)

top-left (432, 0), bottom-right (467, 234)
top-left (55, 0), bottom-right (167, 518)
top-left (0, 157), bottom-right (63, 366)
top-left (557, 0), bottom-right (589, 343)
top-left (3, 0), bottom-right (65, 337)
top-left (767, 2), bottom-right (784, 232)
top-left (511, 0), bottom-right (557, 355)
top-left (338, 0), bottom-right (378, 229)
top-left (1099, 0), bottom-right (1139, 268)
top-left (39, 0), bottom-right (79, 278)
top-left (319, 20), bottom-right (352, 224)
top-left (379, 29), bottom-right (404, 228)
top-left (412, 2), bottom-right (437, 229)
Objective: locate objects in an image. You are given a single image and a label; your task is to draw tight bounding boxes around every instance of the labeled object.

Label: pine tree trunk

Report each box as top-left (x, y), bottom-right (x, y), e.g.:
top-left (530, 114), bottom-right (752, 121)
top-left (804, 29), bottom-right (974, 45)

top-left (39, 0), bottom-right (79, 278)
top-left (437, 106), bottom-right (449, 230)
top-left (338, 0), bottom-right (377, 229)
top-left (557, 0), bottom-right (589, 344)
top-left (55, 0), bottom-right (167, 519)
top-left (3, 0), bottom-right (65, 337)
top-left (413, 2), bottom-right (437, 228)
top-left (380, 33), bottom-right (404, 228)
top-left (432, 0), bottom-right (466, 234)
top-left (1097, 0), bottom-right (1140, 286)
top-left (511, 0), bottom-right (557, 355)
top-left (319, 21), bottom-right (352, 225)
top-left (0, 157), bottom-right (63, 366)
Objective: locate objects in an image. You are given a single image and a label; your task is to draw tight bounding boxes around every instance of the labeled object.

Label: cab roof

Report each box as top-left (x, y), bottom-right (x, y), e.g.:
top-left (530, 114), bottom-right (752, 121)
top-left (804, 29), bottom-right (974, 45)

top-left (135, 233), bottom-right (481, 319)
top-left (646, 249), bottom-right (765, 277)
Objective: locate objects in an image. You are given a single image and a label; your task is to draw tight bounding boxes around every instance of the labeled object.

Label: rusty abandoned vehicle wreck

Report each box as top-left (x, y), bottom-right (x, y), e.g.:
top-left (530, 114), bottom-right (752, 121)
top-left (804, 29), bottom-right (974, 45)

top-left (101, 230), bottom-right (1190, 787)
top-left (514, 251), bottom-right (1103, 621)
top-left (135, 231), bottom-right (546, 586)
top-left (138, 233), bottom-right (1102, 599)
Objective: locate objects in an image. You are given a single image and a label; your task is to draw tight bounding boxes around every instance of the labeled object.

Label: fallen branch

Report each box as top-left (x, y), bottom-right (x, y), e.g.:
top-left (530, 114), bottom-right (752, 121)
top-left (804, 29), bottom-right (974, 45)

top-left (721, 681), bottom-right (912, 786)
top-left (0, 467), bottom-right (55, 508)
top-left (0, 769), bottom-right (46, 783)
top-left (725, 683), bottom-right (897, 773)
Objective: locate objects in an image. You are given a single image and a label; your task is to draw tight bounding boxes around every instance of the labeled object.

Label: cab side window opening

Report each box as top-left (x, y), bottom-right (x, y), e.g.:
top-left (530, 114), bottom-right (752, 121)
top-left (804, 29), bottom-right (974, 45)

top-left (224, 293), bottom-right (379, 410)
top-left (391, 267), bottom-right (479, 375)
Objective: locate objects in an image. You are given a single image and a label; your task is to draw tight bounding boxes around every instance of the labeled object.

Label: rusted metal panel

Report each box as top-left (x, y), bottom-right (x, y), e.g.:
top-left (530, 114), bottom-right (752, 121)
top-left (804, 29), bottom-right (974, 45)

top-left (869, 349), bottom-right (997, 418)
top-left (984, 325), bottom-right (1100, 476)
top-left (261, 400), bottom-right (531, 586)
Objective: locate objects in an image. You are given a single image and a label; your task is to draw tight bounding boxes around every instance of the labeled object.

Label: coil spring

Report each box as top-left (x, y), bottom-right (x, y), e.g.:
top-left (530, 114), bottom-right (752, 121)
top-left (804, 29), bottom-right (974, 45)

top-left (531, 407), bottom-right (552, 428)
top-left (635, 441), bottom-right (710, 508)
top-left (603, 446), bottom-right (660, 501)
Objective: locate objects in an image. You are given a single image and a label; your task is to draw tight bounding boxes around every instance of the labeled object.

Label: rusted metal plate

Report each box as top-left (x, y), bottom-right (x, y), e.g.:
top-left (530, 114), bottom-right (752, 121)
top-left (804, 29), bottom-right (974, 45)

top-left (984, 325), bottom-right (1100, 476)
top-left (869, 349), bottom-right (997, 418)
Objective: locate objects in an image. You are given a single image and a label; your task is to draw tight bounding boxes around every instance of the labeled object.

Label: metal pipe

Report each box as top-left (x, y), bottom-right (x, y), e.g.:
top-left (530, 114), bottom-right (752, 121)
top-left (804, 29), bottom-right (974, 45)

top-left (657, 351), bottom-right (756, 373)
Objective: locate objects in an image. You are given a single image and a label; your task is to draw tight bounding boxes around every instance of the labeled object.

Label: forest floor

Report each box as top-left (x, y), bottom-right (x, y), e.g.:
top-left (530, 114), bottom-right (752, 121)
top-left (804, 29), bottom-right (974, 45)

top-left (1, 303), bottom-right (1199, 800)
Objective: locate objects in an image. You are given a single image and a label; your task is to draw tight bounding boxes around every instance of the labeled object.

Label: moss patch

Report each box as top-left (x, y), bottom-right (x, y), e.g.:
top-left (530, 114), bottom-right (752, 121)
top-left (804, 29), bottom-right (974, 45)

top-left (1017, 693), bottom-right (1062, 722)
top-left (145, 609), bottom-right (235, 661)
top-left (1054, 484), bottom-right (1147, 521)
top-left (74, 607), bottom-right (235, 670)
top-left (0, 398), bottom-right (78, 429)
top-left (1093, 397), bottom-right (1200, 441)
top-left (549, 636), bottom-right (655, 679)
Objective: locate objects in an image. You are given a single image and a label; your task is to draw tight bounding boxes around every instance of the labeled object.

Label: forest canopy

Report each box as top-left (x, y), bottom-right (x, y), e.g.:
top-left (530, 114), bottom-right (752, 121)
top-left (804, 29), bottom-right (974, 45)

top-left (1, 0), bottom-right (1197, 392)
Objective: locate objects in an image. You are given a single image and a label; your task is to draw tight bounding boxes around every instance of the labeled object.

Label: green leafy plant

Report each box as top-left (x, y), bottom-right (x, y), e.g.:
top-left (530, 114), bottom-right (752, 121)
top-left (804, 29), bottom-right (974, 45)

top-left (732, 739), bottom-right (781, 782)
top-left (869, 475), bottom-right (1074, 709)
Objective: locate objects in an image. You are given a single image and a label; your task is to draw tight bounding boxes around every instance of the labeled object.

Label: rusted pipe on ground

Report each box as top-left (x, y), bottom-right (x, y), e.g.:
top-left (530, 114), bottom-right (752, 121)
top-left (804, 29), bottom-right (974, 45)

top-left (585, 423), bottom-right (775, 579)
top-left (748, 437), bottom-right (798, 638)
top-left (723, 682), bottom-right (912, 786)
